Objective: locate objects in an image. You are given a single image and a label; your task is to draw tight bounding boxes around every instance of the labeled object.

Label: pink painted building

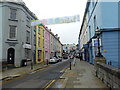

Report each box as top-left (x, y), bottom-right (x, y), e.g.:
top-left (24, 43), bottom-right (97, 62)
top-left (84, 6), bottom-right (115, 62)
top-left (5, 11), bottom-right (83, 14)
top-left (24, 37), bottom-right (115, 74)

top-left (44, 26), bottom-right (50, 63)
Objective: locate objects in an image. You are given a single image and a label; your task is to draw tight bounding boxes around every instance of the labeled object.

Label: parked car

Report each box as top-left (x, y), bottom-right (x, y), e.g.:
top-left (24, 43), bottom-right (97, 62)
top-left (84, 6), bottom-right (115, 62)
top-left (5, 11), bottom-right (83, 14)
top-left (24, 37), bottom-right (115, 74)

top-left (63, 55), bottom-right (68, 59)
top-left (70, 55), bottom-right (74, 59)
top-left (49, 57), bottom-right (58, 63)
top-left (76, 54), bottom-right (80, 58)
top-left (58, 56), bottom-right (62, 62)
top-left (55, 56), bottom-right (59, 62)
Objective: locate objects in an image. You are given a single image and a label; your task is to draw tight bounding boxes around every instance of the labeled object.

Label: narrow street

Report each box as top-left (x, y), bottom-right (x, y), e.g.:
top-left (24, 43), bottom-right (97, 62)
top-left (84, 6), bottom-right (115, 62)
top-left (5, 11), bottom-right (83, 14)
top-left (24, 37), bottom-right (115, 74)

top-left (0, 0), bottom-right (120, 89)
top-left (2, 59), bottom-right (72, 89)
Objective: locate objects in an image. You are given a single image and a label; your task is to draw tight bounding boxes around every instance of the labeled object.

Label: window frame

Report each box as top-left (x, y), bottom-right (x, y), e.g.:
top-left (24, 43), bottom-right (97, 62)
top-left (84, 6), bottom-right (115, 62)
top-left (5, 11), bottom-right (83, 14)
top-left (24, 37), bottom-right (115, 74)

top-left (9, 25), bottom-right (17, 40)
top-left (10, 8), bottom-right (17, 20)
top-left (26, 30), bottom-right (30, 44)
top-left (38, 37), bottom-right (40, 47)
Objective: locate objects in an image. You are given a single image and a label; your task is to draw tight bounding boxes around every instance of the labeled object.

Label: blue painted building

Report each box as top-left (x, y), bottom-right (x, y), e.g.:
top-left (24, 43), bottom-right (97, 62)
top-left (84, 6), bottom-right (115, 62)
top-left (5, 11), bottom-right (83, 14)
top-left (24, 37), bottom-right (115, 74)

top-left (79, 0), bottom-right (120, 68)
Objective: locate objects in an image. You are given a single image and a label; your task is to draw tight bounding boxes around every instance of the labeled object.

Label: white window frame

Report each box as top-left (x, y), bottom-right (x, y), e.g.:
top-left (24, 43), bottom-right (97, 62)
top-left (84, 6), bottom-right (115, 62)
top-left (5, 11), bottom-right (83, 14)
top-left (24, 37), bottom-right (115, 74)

top-left (10, 8), bottom-right (17, 20)
top-left (9, 25), bottom-right (17, 40)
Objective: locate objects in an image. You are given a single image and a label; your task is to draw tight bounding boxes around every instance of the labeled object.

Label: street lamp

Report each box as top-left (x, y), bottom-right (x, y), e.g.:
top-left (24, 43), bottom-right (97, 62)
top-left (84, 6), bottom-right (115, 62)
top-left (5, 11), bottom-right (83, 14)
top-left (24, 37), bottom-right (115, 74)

top-left (95, 27), bottom-right (103, 57)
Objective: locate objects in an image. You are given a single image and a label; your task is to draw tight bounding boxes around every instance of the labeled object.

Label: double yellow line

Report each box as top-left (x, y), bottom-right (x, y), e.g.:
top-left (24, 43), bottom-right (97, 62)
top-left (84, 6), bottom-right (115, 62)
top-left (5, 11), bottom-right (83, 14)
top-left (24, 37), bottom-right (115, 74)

top-left (43, 80), bottom-right (56, 90)
top-left (43, 68), bottom-right (68, 89)
top-left (60, 67), bottom-right (69, 73)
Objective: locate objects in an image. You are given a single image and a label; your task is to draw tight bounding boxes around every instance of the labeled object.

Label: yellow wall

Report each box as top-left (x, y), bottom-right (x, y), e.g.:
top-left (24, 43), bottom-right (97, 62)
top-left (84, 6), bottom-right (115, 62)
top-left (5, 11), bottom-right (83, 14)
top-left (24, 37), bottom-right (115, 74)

top-left (40, 25), bottom-right (44, 63)
top-left (36, 25), bottom-right (44, 64)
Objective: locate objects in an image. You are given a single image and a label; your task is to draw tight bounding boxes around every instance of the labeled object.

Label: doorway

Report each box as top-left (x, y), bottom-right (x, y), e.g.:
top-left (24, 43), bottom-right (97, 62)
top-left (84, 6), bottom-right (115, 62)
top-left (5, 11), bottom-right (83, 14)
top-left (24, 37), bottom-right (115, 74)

top-left (7, 48), bottom-right (15, 65)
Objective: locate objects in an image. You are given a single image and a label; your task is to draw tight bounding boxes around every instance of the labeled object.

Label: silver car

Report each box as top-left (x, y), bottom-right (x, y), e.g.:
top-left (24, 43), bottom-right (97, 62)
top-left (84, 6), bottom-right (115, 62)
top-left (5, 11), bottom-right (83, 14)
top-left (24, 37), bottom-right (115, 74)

top-left (49, 57), bottom-right (57, 63)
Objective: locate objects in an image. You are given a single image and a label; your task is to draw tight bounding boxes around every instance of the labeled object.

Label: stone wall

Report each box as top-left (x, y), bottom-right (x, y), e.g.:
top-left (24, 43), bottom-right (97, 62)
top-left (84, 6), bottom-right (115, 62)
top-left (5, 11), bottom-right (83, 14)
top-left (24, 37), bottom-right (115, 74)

top-left (96, 62), bottom-right (120, 88)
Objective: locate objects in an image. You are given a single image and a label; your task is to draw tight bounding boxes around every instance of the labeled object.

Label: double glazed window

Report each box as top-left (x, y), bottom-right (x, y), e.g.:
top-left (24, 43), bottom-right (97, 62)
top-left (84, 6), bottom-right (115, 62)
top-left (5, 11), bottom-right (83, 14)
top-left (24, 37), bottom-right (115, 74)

top-left (9, 25), bottom-right (17, 39)
top-left (10, 8), bottom-right (17, 20)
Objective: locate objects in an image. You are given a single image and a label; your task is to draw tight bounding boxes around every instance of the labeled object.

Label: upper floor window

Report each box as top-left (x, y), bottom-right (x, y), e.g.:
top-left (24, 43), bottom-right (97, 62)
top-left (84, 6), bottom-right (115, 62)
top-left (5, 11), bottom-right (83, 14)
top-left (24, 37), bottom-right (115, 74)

top-left (94, 16), bottom-right (96, 31)
top-left (9, 25), bottom-right (17, 39)
top-left (26, 16), bottom-right (31, 28)
top-left (38, 27), bottom-right (40, 34)
top-left (10, 8), bottom-right (17, 20)
top-left (26, 30), bottom-right (30, 44)
top-left (92, 0), bottom-right (95, 8)
top-left (38, 37), bottom-right (40, 47)
top-left (34, 27), bottom-right (36, 32)
top-left (89, 26), bottom-right (91, 38)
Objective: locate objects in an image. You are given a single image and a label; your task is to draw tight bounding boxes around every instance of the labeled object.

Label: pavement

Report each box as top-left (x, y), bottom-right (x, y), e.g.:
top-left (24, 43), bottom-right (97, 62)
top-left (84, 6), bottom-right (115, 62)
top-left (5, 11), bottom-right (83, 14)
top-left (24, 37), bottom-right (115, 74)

top-left (53, 58), bottom-right (108, 88)
top-left (0, 62), bottom-right (49, 81)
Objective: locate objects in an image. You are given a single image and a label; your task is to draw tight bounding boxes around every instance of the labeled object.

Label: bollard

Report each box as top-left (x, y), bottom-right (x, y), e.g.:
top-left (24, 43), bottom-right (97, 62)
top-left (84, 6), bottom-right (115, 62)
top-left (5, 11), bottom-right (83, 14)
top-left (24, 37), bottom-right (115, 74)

top-left (70, 61), bottom-right (71, 70)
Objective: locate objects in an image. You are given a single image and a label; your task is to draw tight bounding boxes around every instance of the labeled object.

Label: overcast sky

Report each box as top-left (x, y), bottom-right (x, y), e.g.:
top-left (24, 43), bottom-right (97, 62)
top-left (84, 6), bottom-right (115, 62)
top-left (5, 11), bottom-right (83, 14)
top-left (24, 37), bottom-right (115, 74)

top-left (23, 0), bottom-right (87, 44)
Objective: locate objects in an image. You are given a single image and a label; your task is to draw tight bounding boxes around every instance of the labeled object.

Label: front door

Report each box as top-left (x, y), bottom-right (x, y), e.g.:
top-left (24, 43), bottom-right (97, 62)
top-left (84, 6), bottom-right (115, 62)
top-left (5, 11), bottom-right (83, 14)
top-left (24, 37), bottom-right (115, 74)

top-left (7, 48), bottom-right (15, 64)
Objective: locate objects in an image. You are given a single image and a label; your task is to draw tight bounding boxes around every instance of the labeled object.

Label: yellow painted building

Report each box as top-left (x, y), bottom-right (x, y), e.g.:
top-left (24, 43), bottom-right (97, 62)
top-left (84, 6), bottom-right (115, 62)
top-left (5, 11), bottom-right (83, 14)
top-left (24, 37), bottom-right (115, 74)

top-left (35, 24), bottom-right (44, 64)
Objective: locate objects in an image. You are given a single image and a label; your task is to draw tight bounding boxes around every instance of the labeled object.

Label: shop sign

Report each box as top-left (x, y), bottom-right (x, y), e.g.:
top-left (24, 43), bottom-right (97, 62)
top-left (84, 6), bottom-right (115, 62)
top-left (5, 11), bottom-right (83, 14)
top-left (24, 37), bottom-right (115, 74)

top-left (23, 44), bottom-right (31, 49)
top-left (92, 39), bottom-right (101, 46)
top-left (83, 44), bottom-right (88, 48)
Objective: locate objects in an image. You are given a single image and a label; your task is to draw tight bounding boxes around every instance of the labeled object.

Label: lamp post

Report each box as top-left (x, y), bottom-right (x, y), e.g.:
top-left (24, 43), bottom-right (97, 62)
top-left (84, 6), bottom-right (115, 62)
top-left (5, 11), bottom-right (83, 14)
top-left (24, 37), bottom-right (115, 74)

top-left (95, 27), bottom-right (103, 57)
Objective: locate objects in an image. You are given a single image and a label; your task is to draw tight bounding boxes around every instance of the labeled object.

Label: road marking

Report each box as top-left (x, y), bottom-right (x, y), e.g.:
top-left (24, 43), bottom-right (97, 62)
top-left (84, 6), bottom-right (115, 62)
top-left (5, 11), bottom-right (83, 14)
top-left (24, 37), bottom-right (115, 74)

top-left (33, 65), bottom-right (50, 72)
top-left (60, 67), bottom-right (69, 73)
top-left (44, 80), bottom-right (55, 89)
top-left (1, 65), bottom-right (50, 85)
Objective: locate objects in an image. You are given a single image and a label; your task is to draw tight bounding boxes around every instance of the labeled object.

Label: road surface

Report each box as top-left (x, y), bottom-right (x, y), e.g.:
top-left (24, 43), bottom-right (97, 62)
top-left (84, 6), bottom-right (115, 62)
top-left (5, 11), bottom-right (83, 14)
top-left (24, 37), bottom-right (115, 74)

top-left (2, 59), bottom-right (73, 89)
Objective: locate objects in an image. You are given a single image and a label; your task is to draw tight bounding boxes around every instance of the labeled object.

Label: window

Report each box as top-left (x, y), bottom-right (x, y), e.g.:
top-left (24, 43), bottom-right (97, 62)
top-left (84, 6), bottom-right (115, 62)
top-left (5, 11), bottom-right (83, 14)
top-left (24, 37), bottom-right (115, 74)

top-left (38, 27), bottom-right (40, 34)
top-left (89, 26), bottom-right (91, 39)
top-left (34, 27), bottom-right (36, 32)
top-left (10, 8), bottom-right (17, 20)
top-left (26, 31), bottom-right (30, 44)
top-left (9, 25), bottom-right (17, 39)
top-left (38, 37), bottom-right (40, 47)
top-left (94, 16), bottom-right (96, 31)
top-left (26, 20), bottom-right (30, 27)
top-left (38, 51), bottom-right (41, 60)
top-left (91, 0), bottom-right (95, 7)
top-left (26, 16), bottom-right (30, 28)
